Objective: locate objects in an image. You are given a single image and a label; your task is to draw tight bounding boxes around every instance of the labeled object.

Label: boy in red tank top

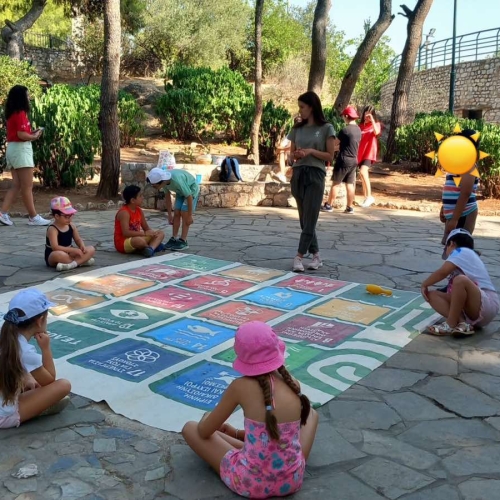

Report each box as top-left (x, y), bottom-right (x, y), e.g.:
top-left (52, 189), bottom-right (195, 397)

top-left (114, 186), bottom-right (166, 257)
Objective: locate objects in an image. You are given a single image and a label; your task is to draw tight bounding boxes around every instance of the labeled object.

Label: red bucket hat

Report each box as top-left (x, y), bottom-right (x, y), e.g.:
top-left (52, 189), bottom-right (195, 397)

top-left (342, 106), bottom-right (359, 119)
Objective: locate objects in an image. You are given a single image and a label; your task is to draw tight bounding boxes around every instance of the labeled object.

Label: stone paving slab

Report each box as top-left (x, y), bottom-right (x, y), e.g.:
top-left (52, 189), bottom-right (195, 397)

top-left (0, 207), bottom-right (499, 499)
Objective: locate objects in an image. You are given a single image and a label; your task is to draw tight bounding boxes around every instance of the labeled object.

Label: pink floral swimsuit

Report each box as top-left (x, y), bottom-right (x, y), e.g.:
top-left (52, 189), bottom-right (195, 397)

top-left (219, 377), bottom-right (305, 498)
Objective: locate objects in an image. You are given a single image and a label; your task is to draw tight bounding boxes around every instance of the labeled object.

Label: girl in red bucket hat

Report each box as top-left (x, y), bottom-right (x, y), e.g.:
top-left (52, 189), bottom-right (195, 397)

top-left (182, 321), bottom-right (318, 498)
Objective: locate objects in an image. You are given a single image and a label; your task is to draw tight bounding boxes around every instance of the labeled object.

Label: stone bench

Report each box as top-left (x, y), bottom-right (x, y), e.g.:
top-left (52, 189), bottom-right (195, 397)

top-left (120, 162), bottom-right (345, 209)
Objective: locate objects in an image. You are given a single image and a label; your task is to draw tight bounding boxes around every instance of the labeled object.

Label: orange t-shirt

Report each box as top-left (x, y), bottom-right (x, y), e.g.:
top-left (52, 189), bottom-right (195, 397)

top-left (114, 205), bottom-right (143, 253)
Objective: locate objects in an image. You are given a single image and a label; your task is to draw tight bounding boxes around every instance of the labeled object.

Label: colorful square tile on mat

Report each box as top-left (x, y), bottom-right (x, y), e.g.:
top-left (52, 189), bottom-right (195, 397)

top-left (150, 361), bottom-right (240, 411)
top-left (68, 339), bottom-right (187, 382)
top-left (141, 318), bottom-right (235, 353)
top-left (179, 275), bottom-right (255, 297)
top-left (132, 286), bottom-right (217, 312)
top-left (161, 255), bottom-right (232, 272)
top-left (67, 301), bottom-right (174, 333)
top-left (46, 289), bottom-right (107, 316)
top-left (196, 301), bottom-right (284, 327)
top-left (74, 274), bottom-right (156, 297)
top-left (120, 264), bottom-right (194, 283)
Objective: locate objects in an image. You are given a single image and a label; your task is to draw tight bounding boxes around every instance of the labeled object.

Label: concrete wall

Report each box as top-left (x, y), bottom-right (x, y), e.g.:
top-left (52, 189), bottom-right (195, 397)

top-left (0, 46), bottom-right (80, 80)
top-left (380, 57), bottom-right (500, 124)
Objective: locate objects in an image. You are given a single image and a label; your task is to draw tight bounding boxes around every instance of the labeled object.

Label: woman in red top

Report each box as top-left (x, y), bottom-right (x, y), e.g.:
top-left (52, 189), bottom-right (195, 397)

top-left (0, 85), bottom-right (50, 227)
top-left (357, 105), bottom-right (381, 208)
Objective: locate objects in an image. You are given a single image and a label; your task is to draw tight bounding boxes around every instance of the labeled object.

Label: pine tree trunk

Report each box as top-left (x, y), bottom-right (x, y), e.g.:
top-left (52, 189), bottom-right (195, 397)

top-left (250, 0), bottom-right (264, 166)
top-left (334, 0), bottom-right (394, 113)
top-left (384, 0), bottom-right (434, 162)
top-left (97, 0), bottom-right (122, 199)
top-left (1, 0), bottom-right (47, 60)
top-left (307, 0), bottom-right (331, 95)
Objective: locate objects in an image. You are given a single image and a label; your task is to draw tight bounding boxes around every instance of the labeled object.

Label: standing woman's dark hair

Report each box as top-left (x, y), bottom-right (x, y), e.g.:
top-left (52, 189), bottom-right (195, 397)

top-left (360, 105), bottom-right (377, 124)
top-left (4, 85), bottom-right (30, 120)
top-left (294, 91), bottom-right (327, 128)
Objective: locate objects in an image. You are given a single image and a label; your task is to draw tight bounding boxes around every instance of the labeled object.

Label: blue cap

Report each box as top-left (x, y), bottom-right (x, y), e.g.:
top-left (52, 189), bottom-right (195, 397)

top-left (8, 289), bottom-right (55, 321)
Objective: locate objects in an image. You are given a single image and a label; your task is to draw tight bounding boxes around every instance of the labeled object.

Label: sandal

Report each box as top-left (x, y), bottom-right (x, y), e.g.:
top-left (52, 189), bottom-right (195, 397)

top-left (424, 322), bottom-right (457, 336)
top-left (452, 322), bottom-right (475, 337)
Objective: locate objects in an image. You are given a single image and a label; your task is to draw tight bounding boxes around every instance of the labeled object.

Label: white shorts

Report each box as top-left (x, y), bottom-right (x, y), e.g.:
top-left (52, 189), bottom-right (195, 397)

top-left (6, 141), bottom-right (34, 169)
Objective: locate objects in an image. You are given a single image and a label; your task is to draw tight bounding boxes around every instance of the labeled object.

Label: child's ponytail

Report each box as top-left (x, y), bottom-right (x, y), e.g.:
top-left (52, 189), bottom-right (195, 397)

top-left (0, 310), bottom-right (25, 405)
top-left (278, 366), bottom-right (311, 426)
top-left (256, 375), bottom-right (280, 440)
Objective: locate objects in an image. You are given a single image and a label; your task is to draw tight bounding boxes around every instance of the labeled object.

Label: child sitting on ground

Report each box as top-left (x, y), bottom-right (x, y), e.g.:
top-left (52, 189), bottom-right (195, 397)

top-left (182, 321), bottom-right (318, 499)
top-left (146, 167), bottom-right (200, 251)
top-left (422, 228), bottom-right (499, 336)
top-left (45, 197), bottom-right (96, 272)
top-left (0, 289), bottom-right (71, 429)
top-left (114, 185), bottom-right (166, 257)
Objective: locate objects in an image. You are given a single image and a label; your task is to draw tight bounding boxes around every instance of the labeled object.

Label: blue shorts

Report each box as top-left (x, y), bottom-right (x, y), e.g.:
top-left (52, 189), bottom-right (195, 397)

top-left (174, 195), bottom-right (198, 212)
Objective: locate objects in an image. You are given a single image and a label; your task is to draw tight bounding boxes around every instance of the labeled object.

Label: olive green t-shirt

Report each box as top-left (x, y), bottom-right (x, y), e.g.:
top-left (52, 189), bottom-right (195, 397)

top-left (287, 123), bottom-right (336, 171)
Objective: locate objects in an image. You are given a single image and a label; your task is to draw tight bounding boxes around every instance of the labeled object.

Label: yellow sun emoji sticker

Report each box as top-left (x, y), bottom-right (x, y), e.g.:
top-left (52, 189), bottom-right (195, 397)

top-left (426, 124), bottom-right (489, 186)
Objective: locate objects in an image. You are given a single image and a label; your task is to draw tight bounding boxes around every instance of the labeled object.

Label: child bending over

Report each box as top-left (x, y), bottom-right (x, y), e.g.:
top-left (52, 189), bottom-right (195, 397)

top-left (0, 289), bottom-right (71, 429)
top-left (422, 229), bottom-right (499, 336)
top-left (45, 197), bottom-right (96, 272)
top-left (146, 167), bottom-right (200, 251)
top-left (114, 185), bottom-right (166, 257)
top-left (182, 321), bottom-right (318, 499)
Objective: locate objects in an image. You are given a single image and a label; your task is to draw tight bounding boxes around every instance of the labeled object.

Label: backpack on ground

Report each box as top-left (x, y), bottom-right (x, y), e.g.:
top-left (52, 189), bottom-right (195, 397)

top-left (219, 157), bottom-right (242, 182)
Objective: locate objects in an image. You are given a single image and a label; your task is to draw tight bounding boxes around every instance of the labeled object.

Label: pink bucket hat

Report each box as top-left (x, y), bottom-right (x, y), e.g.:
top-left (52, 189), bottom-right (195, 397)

top-left (51, 196), bottom-right (77, 215)
top-left (233, 321), bottom-right (286, 376)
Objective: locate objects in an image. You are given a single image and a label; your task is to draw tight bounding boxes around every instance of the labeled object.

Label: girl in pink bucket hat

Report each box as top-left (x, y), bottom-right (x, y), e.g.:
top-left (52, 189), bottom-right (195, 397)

top-left (182, 321), bottom-right (318, 498)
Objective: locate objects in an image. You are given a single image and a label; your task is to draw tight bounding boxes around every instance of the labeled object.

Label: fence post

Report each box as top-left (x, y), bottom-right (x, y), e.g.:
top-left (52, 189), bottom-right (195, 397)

top-left (418, 45), bottom-right (422, 71)
top-left (49, 35), bottom-right (53, 49)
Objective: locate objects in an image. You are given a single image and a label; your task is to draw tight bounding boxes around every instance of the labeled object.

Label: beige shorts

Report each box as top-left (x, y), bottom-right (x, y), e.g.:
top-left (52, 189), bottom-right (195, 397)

top-left (124, 235), bottom-right (153, 253)
top-left (6, 141), bottom-right (34, 169)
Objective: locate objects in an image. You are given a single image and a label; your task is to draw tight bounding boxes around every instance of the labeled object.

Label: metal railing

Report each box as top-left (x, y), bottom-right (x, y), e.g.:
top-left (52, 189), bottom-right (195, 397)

top-left (0, 31), bottom-right (70, 50)
top-left (389, 27), bottom-right (500, 80)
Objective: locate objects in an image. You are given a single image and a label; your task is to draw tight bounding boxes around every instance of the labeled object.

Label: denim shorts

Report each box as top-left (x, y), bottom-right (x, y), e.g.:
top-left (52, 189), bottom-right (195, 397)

top-left (6, 141), bottom-right (34, 169)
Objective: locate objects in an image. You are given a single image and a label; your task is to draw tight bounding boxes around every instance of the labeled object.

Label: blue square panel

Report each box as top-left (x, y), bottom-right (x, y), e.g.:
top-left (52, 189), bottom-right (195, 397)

top-left (141, 318), bottom-right (236, 353)
top-left (239, 286), bottom-right (317, 310)
top-left (68, 339), bottom-right (187, 382)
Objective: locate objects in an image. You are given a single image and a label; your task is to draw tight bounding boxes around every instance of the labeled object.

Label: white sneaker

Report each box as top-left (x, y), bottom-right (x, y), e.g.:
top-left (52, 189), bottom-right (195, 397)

top-left (308, 253), bottom-right (323, 270)
top-left (81, 258), bottom-right (95, 267)
top-left (293, 256), bottom-right (305, 273)
top-left (28, 214), bottom-right (51, 226)
top-left (56, 261), bottom-right (78, 272)
top-left (361, 196), bottom-right (375, 208)
top-left (0, 212), bottom-right (13, 226)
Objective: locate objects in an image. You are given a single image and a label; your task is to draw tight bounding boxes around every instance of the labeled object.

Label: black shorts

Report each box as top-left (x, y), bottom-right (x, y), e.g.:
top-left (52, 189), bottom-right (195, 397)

top-left (360, 159), bottom-right (372, 167)
top-left (332, 164), bottom-right (356, 184)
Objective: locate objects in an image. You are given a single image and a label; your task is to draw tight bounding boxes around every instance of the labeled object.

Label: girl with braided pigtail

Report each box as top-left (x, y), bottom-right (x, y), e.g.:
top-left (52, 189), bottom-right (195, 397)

top-left (182, 321), bottom-right (318, 499)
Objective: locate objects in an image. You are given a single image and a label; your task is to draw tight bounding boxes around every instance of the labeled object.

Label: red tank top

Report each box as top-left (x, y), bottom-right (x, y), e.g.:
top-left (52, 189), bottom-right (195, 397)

top-left (114, 205), bottom-right (143, 252)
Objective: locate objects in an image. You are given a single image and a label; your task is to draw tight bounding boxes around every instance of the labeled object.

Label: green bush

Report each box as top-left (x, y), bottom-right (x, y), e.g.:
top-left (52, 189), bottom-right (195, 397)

top-left (323, 107), bottom-right (345, 136)
top-left (157, 65), bottom-right (254, 141)
top-left (0, 56), bottom-right (42, 105)
top-left (27, 84), bottom-right (144, 187)
top-left (395, 112), bottom-right (500, 198)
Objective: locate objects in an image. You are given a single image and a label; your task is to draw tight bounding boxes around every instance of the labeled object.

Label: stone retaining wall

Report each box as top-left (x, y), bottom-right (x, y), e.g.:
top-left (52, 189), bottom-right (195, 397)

top-left (121, 162), bottom-right (345, 209)
top-left (380, 57), bottom-right (500, 124)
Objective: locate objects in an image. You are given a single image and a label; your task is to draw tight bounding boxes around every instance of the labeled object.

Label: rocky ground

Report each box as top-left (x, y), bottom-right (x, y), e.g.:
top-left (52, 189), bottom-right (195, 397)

top-left (0, 206), bottom-right (500, 500)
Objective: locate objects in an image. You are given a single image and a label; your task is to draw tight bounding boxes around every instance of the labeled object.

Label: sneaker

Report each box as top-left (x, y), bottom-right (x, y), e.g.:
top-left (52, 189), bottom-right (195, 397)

top-left (28, 214), bottom-right (51, 226)
top-left (0, 212), bottom-right (13, 226)
top-left (56, 261), bottom-right (77, 272)
top-left (171, 239), bottom-right (189, 251)
top-left (344, 207), bottom-right (354, 214)
top-left (39, 396), bottom-right (70, 417)
top-left (292, 256), bottom-right (304, 273)
top-left (80, 258), bottom-right (95, 267)
top-left (165, 237), bottom-right (178, 250)
top-left (361, 196), bottom-right (375, 208)
top-left (142, 246), bottom-right (154, 258)
top-left (320, 203), bottom-right (333, 212)
top-left (308, 253), bottom-right (323, 270)
top-left (154, 243), bottom-right (167, 254)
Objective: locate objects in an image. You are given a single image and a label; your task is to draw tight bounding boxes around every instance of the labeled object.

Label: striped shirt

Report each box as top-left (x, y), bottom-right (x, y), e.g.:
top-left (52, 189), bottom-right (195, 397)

top-left (442, 174), bottom-right (479, 220)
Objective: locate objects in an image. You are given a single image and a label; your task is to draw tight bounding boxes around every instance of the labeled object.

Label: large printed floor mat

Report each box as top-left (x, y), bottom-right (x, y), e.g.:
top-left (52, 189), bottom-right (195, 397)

top-left (0, 254), bottom-right (437, 431)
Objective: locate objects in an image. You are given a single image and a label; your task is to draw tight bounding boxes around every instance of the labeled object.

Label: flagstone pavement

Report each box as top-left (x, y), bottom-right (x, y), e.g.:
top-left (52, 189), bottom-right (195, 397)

top-left (1, 206), bottom-right (500, 500)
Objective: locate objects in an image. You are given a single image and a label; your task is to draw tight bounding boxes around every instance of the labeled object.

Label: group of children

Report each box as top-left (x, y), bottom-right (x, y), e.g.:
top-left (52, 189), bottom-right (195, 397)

top-left (43, 166), bottom-right (199, 271)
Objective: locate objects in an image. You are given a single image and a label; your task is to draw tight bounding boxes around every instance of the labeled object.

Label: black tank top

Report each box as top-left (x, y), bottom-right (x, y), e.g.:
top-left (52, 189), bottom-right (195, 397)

top-left (45, 224), bottom-right (74, 251)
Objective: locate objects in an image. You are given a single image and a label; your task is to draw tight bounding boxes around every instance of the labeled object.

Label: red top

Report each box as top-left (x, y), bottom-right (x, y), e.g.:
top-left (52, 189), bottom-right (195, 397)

top-left (6, 111), bottom-right (32, 142)
top-left (114, 205), bottom-right (143, 252)
top-left (357, 121), bottom-right (382, 163)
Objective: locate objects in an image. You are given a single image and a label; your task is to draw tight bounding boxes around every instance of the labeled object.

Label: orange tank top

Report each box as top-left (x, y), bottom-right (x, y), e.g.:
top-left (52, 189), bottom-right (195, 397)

top-left (114, 205), bottom-right (143, 253)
